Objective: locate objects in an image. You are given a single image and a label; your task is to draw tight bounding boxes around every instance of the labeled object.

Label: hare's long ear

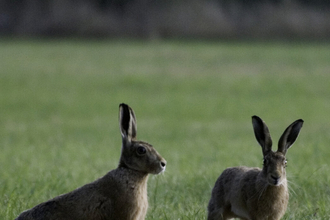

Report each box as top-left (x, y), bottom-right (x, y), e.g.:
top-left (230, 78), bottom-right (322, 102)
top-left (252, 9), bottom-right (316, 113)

top-left (252, 116), bottom-right (273, 156)
top-left (119, 103), bottom-right (137, 142)
top-left (278, 119), bottom-right (303, 155)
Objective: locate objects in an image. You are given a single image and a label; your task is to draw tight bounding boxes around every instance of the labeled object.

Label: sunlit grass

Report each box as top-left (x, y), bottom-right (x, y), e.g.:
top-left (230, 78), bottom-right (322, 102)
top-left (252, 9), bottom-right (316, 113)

top-left (1, 39), bottom-right (329, 219)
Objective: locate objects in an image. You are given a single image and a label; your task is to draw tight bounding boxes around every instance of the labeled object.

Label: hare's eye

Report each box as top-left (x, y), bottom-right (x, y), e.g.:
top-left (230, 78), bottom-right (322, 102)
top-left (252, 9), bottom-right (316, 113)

top-left (284, 160), bottom-right (287, 167)
top-left (137, 146), bottom-right (147, 155)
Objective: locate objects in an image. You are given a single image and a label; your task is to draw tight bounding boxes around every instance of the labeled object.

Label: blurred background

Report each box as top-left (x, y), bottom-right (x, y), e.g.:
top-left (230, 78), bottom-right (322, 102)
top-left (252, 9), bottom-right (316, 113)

top-left (1, 1), bottom-right (330, 219)
top-left (1, 0), bottom-right (330, 40)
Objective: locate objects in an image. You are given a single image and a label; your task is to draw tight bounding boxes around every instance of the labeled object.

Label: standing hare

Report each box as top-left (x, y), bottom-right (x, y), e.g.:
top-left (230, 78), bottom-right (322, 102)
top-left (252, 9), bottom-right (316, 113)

top-left (16, 103), bottom-right (167, 220)
top-left (208, 116), bottom-right (303, 220)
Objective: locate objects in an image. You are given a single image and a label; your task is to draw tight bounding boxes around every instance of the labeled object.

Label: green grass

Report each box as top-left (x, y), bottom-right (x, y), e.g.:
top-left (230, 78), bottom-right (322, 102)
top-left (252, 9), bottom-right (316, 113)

top-left (1, 39), bottom-right (330, 219)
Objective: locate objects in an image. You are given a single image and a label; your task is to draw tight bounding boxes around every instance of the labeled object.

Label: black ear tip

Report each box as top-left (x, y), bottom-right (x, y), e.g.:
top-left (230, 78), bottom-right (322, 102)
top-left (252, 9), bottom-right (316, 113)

top-left (119, 103), bottom-right (130, 114)
top-left (252, 115), bottom-right (262, 122)
top-left (119, 103), bottom-right (128, 108)
top-left (293, 119), bottom-right (304, 127)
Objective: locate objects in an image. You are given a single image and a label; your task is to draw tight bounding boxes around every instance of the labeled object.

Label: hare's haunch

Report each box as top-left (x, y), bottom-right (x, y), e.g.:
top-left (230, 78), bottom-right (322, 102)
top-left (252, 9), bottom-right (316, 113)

top-left (208, 116), bottom-right (303, 220)
top-left (16, 103), bottom-right (166, 220)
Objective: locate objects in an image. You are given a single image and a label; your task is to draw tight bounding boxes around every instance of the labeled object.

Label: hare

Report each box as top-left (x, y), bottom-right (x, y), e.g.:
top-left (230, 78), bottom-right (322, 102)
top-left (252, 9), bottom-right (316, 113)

top-left (207, 116), bottom-right (303, 220)
top-left (16, 103), bottom-right (167, 220)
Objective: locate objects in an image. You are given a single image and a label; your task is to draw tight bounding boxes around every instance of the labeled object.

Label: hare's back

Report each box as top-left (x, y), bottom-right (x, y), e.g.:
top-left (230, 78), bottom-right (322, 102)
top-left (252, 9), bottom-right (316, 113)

top-left (208, 167), bottom-right (260, 216)
top-left (215, 166), bottom-right (261, 191)
top-left (211, 167), bottom-right (261, 207)
top-left (15, 200), bottom-right (78, 220)
top-left (220, 166), bottom-right (260, 180)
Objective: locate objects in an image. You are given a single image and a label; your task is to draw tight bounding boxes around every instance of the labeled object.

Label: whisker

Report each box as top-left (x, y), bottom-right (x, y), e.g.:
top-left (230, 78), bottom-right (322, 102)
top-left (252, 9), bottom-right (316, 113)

top-left (257, 184), bottom-right (268, 203)
top-left (249, 182), bottom-right (268, 201)
top-left (286, 180), bottom-right (298, 196)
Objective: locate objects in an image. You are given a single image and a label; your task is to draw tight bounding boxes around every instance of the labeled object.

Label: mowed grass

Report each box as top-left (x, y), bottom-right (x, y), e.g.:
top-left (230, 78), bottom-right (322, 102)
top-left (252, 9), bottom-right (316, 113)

top-left (1, 39), bottom-right (330, 219)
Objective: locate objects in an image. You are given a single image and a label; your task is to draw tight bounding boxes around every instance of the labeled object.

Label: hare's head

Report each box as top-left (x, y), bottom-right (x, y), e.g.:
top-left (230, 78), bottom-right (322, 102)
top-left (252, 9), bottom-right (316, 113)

top-left (118, 103), bottom-right (166, 174)
top-left (252, 116), bottom-right (303, 186)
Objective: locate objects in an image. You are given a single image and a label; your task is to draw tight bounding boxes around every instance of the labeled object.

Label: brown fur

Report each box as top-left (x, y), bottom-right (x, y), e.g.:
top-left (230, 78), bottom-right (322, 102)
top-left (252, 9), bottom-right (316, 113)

top-left (16, 103), bottom-right (166, 220)
top-left (208, 116), bottom-right (303, 220)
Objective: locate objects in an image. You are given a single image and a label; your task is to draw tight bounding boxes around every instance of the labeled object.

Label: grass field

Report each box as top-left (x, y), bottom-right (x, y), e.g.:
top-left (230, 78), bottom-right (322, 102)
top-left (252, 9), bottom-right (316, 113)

top-left (1, 39), bottom-right (330, 219)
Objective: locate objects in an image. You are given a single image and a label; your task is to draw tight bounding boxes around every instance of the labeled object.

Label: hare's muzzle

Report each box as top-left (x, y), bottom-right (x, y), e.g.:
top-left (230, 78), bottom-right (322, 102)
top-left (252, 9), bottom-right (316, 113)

top-left (269, 174), bottom-right (282, 186)
top-left (161, 159), bottom-right (167, 169)
top-left (156, 159), bottom-right (167, 174)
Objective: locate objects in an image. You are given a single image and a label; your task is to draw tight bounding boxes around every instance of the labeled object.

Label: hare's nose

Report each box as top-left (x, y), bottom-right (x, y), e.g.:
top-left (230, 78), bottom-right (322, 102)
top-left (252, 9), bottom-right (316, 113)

top-left (160, 161), bottom-right (166, 168)
top-left (271, 175), bottom-right (280, 184)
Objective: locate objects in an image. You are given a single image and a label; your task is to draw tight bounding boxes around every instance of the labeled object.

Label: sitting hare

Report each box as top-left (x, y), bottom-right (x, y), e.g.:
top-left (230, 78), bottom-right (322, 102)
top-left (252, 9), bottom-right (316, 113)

top-left (16, 103), bottom-right (167, 220)
top-left (208, 116), bottom-right (303, 220)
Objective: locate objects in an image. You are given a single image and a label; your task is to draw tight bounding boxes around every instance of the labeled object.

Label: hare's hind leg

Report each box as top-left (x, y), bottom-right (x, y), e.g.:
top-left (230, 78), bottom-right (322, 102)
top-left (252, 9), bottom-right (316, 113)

top-left (208, 211), bottom-right (224, 220)
top-left (207, 206), bottom-right (225, 220)
top-left (208, 204), bottom-right (240, 220)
